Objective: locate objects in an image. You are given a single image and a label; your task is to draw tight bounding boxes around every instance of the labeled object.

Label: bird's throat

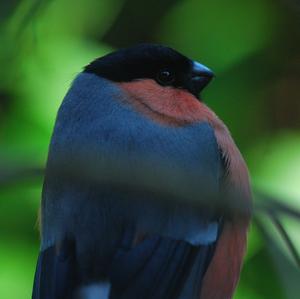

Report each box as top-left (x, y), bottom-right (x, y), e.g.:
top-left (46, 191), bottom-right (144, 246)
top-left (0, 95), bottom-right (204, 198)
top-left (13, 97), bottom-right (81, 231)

top-left (118, 79), bottom-right (205, 126)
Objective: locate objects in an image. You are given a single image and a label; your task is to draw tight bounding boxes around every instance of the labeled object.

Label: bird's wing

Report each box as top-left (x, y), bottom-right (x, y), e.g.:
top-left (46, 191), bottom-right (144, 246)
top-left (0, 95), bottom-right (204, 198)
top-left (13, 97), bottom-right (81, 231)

top-left (108, 225), bottom-right (219, 299)
top-left (32, 239), bottom-right (77, 299)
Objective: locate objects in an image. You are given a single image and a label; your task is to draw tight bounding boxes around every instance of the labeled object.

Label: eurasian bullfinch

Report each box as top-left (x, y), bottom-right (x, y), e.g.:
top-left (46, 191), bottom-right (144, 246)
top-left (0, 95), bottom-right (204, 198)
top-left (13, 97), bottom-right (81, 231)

top-left (32, 44), bottom-right (251, 299)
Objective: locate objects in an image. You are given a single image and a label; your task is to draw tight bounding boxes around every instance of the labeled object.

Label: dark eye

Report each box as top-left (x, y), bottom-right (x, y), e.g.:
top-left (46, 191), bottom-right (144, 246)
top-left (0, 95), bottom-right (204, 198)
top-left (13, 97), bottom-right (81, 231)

top-left (156, 69), bottom-right (175, 85)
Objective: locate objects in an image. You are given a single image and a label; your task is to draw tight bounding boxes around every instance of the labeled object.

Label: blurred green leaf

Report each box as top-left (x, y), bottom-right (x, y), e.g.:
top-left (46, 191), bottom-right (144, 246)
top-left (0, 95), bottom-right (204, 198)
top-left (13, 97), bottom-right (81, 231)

top-left (247, 133), bottom-right (300, 206)
top-left (159, 0), bottom-right (280, 72)
top-left (0, 239), bottom-right (38, 299)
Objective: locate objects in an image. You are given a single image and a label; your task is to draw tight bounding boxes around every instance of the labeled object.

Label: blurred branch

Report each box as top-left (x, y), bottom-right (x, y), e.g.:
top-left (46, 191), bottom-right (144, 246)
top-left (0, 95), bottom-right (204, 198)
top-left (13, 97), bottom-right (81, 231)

top-left (0, 165), bottom-right (43, 186)
top-left (254, 215), bottom-right (300, 299)
top-left (268, 211), bottom-right (300, 268)
top-left (0, 0), bottom-right (20, 22)
top-left (16, 0), bottom-right (47, 35)
top-left (1, 156), bottom-right (300, 219)
top-left (2, 0), bottom-right (49, 37)
top-left (0, 156), bottom-right (300, 269)
top-left (255, 192), bottom-right (300, 220)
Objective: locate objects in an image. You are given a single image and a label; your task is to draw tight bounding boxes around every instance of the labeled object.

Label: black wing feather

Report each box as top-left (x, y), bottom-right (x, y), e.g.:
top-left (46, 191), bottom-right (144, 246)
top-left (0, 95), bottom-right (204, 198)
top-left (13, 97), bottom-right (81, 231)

top-left (109, 234), bottom-right (216, 299)
top-left (32, 239), bottom-right (77, 299)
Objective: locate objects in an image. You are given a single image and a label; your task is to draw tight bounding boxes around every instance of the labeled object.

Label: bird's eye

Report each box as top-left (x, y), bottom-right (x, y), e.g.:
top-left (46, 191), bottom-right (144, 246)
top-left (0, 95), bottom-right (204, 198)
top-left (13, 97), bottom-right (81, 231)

top-left (156, 69), bottom-right (175, 85)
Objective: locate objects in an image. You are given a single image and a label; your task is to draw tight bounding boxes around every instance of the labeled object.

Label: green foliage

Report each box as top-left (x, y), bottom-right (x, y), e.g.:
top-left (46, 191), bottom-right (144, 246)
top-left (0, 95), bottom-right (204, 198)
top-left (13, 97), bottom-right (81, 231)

top-left (159, 0), bottom-right (280, 71)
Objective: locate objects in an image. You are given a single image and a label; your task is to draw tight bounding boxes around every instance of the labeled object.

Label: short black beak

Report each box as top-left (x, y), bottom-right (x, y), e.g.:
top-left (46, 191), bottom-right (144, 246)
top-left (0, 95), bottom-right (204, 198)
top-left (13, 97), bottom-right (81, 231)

top-left (191, 61), bottom-right (214, 95)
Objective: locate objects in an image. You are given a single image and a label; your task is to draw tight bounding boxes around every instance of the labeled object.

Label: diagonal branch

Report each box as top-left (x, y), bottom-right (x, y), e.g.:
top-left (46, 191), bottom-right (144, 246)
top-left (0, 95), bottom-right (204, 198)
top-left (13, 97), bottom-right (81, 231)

top-left (268, 211), bottom-right (300, 268)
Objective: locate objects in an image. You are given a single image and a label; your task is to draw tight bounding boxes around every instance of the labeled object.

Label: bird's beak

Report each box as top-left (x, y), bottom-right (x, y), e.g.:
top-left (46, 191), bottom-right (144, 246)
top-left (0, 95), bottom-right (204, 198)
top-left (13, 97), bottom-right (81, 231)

top-left (191, 61), bottom-right (214, 95)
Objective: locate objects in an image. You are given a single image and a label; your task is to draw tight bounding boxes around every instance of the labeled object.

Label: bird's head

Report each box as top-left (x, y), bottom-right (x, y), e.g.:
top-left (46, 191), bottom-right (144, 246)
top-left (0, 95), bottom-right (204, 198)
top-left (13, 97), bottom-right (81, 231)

top-left (84, 44), bottom-right (214, 125)
top-left (85, 43), bottom-right (214, 99)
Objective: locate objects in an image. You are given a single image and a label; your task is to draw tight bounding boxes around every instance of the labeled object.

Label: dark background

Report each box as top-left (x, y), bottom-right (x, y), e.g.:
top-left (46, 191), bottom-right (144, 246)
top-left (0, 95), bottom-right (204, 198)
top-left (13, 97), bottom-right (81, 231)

top-left (0, 0), bottom-right (299, 298)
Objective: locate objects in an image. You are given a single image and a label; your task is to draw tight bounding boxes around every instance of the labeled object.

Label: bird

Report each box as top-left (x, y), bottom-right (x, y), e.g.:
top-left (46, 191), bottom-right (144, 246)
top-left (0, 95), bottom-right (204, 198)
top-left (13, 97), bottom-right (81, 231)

top-left (32, 44), bottom-right (252, 299)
